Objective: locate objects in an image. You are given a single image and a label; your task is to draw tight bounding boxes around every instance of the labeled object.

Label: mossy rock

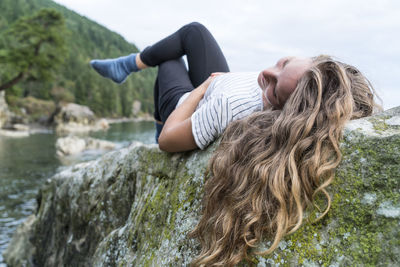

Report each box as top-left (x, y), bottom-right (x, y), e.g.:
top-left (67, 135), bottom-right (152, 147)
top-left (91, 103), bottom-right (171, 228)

top-left (4, 107), bottom-right (400, 266)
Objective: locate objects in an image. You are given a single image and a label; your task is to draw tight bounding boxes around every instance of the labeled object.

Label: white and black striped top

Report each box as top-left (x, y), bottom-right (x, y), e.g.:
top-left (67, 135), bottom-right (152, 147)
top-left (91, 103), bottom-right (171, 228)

top-left (189, 72), bottom-right (263, 149)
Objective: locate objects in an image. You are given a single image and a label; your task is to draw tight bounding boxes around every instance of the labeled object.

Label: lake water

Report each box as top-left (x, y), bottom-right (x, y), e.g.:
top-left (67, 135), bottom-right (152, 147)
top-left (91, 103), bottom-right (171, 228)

top-left (0, 121), bottom-right (155, 264)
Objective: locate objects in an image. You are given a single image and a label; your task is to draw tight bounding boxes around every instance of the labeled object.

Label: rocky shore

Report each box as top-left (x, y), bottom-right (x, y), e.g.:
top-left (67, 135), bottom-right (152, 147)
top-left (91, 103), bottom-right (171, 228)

top-left (105, 114), bottom-right (154, 124)
top-left (0, 92), bottom-right (153, 138)
top-left (3, 107), bottom-right (400, 266)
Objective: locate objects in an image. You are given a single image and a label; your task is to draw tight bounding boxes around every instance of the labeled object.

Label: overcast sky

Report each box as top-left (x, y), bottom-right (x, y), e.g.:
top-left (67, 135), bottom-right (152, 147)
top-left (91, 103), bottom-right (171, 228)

top-left (53, 0), bottom-right (400, 110)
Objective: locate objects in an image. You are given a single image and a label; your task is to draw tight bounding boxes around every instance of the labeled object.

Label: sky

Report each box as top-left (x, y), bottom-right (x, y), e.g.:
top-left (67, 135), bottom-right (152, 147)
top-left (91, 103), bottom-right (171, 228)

top-left (53, 0), bottom-right (400, 110)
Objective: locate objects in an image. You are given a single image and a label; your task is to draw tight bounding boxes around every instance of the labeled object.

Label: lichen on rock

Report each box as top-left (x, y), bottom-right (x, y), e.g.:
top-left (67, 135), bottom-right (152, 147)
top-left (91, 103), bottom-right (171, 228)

top-left (3, 107), bottom-right (400, 266)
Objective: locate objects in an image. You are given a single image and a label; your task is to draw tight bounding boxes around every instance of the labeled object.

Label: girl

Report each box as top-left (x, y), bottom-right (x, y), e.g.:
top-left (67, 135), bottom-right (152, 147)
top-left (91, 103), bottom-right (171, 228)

top-left (91, 22), bottom-right (378, 266)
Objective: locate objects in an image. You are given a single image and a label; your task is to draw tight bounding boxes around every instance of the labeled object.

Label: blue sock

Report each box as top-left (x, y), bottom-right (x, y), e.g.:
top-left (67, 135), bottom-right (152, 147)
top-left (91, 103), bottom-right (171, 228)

top-left (90, 53), bottom-right (140, 84)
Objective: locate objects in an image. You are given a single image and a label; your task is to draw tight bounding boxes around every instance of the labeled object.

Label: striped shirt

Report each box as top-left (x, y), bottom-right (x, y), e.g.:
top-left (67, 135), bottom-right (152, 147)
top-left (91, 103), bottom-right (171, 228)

top-left (186, 72), bottom-right (263, 149)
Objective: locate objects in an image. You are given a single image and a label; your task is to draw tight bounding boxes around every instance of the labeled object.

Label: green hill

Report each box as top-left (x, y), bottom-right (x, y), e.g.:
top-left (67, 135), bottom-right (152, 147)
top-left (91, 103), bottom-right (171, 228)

top-left (0, 0), bottom-right (156, 118)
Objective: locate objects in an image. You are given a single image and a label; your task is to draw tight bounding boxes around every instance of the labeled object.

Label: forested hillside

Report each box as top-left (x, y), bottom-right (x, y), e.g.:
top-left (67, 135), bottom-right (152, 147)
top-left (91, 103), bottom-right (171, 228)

top-left (0, 0), bottom-right (156, 117)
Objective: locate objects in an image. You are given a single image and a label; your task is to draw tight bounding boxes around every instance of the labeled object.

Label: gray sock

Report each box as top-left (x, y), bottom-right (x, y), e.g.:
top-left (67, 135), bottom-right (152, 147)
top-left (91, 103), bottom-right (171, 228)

top-left (90, 53), bottom-right (140, 84)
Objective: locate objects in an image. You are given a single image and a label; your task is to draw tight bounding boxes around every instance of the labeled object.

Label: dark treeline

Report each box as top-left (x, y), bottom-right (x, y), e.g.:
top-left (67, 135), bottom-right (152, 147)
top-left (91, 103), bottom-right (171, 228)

top-left (0, 0), bottom-right (156, 117)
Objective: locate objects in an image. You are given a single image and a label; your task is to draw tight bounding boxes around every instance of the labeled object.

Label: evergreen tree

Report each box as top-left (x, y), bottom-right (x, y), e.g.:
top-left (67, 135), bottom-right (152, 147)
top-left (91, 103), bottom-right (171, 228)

top-left (0, 8), bottom-right (67, 92)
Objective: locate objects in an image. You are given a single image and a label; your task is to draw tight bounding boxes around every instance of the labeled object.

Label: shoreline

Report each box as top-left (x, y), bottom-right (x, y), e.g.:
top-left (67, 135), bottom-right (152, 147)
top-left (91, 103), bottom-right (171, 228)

top-left (105, 115), bottom-right (154, 124)
top-left (0, 116), bottom-right (154, 138)
top-left (0, 123), bottom-right (53, 137)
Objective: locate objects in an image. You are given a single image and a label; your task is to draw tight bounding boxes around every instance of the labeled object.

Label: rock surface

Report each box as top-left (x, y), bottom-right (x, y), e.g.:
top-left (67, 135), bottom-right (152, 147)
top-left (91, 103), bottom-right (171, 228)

top-left (53, 103), bottom-right (109, 133)
top-left (56, 136), bottom-right (116, 156)
top-left (4, 107), bottom-right (400, 266)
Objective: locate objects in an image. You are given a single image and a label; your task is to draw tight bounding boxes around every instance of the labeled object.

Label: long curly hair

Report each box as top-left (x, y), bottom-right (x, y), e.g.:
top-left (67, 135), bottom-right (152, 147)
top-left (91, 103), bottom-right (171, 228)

top-left (189, 55), bottom-right (379, 266)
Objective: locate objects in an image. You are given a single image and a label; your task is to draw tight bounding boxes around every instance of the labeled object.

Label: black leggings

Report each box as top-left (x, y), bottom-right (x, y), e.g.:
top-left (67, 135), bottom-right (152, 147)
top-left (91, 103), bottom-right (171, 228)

top-left (140, 22), bottom-right (230, 123)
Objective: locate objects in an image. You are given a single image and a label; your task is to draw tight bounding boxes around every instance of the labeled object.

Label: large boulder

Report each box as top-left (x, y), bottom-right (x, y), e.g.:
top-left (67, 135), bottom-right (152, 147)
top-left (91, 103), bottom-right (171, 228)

top-left (52, 103), bottom-right (109, 133)
top-left (4, 107), bottom-right (400, 266)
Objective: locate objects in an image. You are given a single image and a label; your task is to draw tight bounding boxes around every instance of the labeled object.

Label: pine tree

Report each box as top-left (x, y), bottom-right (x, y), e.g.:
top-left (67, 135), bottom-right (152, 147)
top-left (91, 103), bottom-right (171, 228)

top-left (0, 8), bottom-right (67, 92)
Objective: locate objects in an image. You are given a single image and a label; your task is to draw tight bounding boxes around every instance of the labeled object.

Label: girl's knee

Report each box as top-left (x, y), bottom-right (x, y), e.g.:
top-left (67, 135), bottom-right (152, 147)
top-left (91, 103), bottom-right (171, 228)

top-left (188, 21), bottom-right (203, 27)
top-left (183, 22), bottom-right (206, 32)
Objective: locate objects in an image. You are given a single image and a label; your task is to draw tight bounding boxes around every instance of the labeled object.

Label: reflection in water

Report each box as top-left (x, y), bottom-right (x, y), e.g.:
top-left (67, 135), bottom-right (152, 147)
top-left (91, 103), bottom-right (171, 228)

top-left (0, 121), bottom-right (155, 263)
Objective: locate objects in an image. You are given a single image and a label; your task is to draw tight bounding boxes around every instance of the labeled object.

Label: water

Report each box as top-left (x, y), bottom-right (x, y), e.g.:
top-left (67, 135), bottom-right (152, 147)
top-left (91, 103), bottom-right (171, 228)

top-left (0, 121), bottom-right (155, 264)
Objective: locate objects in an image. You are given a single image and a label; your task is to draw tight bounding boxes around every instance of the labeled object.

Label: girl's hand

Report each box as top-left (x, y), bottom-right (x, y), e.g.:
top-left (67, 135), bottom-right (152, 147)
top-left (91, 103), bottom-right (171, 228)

top-left (158, 72), bottom-right (227, 152)
top-left (196, 72), bottom-right (226, 97)
top-left (210, 72), bottom-right (226, 77)
top-left (195, 76), bottom-right (215, 97)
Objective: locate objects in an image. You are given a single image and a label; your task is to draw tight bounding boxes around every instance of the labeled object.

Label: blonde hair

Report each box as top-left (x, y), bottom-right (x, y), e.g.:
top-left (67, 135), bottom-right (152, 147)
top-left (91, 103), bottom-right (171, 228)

top-left (190, 55), bottom-right (378, 266)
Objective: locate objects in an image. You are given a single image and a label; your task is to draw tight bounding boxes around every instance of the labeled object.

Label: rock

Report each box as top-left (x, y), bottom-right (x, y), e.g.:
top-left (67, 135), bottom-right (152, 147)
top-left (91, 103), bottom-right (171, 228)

top-left (0, 129), bottom-right (30, 138)
top-left (6, 113), bottom-right (28, 126)
top-left (3, 107), bottom-right (400, 266)
top-left (13, 96), bottom-right (56, 124)
top-left (0, 91), bottom-right (10, 129)
top-left (106, 115), bottom-right (154, 124)
top-left (131, 100), bottom-right (141, 117)
top-left (138, 112), bottom-right (154, 121)
top-left (0, 121), bottom-right (51, 137)
top-left (52, 103), bottom-right (109, 133)
top-left (55, 136), bottom-right (86, 156)
top-left (12, 124), bottom-right (30, 131)
top-left (84, 135), bottom-right (115, 151)
top-left (56, 136), bottom-right (116, 156)
top-left (97, 118), bottom-right (109, 130)
top-left (55, 120), bottom-right (109, 133)
top-left (2, 215), bottom-right (36, 266)
top-left (54, 103), bottom-right (96, 124)
top-left (0, 121), bottom-right (31, 137)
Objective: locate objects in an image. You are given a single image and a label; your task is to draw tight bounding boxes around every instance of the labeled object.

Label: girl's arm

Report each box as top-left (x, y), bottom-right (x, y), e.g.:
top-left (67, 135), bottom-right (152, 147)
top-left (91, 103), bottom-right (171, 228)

top-left (158, 75), bottom-right (217, 152)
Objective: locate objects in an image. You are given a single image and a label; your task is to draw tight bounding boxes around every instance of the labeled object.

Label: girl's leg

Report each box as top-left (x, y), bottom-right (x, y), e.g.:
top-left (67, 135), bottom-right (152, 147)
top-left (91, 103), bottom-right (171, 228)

top-left (145, 22), bottom-right (230, 131)
top-left (140, 22), bottom-right (230, 87)
top-left (156, 58), bottom-right (194, 123)
top-left (153, 58), bottom-right (194, 142)
top-left (91, 22), bottom-right (229, 86)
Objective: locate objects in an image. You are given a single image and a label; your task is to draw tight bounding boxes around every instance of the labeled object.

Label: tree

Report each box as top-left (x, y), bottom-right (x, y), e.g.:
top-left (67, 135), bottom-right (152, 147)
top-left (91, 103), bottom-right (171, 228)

top-left (0, 8), bottom-right (67, 92)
